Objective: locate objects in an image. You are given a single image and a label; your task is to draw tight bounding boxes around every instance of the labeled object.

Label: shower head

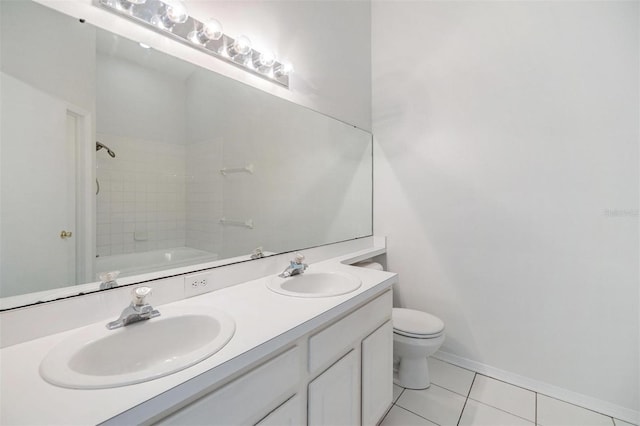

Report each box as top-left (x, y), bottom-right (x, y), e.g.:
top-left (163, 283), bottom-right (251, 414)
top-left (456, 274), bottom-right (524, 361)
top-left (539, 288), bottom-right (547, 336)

top-left (96, 141), bottom-right (116, 158)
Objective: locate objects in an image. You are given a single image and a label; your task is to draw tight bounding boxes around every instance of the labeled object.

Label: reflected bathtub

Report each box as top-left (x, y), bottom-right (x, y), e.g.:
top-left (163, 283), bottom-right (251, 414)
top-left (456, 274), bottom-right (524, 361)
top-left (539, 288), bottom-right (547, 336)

top-left (95, 247), bottom-right (218, 278)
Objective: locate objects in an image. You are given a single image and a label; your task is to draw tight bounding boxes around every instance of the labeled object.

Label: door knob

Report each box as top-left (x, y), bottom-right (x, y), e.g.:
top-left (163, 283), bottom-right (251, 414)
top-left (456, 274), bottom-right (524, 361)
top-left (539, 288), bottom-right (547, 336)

top-left (60, 230), bottom-right (73, 239)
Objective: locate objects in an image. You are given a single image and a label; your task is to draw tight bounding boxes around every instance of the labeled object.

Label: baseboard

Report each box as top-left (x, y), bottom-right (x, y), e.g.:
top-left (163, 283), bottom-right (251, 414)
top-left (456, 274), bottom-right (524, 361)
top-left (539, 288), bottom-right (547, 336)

top-left (433, 350), bottom-right (639, 425)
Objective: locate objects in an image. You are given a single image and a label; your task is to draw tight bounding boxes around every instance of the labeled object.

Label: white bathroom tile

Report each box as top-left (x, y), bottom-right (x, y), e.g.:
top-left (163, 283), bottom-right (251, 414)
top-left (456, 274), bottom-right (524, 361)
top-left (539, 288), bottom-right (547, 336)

top-left (393, 384), bottom-right (404, 403)
top-left (96, 234), bottom-right (110, 246)
top-left (537, 394), bottom-right (614, 426)
top-left (396, 384), bottom-right (466, 425)
top-left (123, 180), bottom-right (136, 192)
top-left (469, 375), bottom-right (535, 421)
top-left (123, 191), bottom-right (135, 202)
top-left (96, 246), bottom-right (111, 257)
top-left (111, 213), bottom-right (125, 224)
top-left (459, 399), bottom-right (534, 426)
top-left (429, 357), bottom-right (476, 396)
top-left (111, 180), bottom-right (123, 191)
top-left (123, 201), bottom-right (135, 213)
top-left (97, 223), bottom-right (110, 235)
top-left (110, 202), bottom-right (124, 213)
top-left (614, 419), bottom-right (637, 426)
top-left (380, 405), bottom-right (438, 426)
top-left (111, 222), bottom-right (124, 234)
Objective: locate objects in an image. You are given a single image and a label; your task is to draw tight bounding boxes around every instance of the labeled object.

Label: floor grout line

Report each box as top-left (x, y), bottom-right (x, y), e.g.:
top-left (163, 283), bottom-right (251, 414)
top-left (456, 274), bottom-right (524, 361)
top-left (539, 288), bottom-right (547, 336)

top-left (392, 403), bottom-right (443, 426)
top-left (474, 372), bottom-right (538, 394)
top-left (456, 372), bottom-right (477, 426)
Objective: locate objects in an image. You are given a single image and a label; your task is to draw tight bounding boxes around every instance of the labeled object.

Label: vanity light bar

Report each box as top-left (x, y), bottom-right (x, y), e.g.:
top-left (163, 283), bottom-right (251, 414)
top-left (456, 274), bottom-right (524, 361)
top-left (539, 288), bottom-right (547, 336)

top-left (98, 0), bottom-right (291, 88)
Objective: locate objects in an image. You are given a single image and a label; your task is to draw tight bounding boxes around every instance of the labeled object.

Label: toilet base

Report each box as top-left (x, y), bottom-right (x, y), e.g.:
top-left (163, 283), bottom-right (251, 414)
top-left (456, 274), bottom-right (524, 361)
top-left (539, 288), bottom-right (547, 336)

top-left (394, 356), bottom-right (431, 390)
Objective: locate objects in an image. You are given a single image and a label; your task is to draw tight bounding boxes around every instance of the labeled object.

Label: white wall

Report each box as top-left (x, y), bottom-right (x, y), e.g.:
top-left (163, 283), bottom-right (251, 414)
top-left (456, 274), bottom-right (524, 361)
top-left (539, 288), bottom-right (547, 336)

top-left (0, 0), bottom-right (95, 113)
top-left (373, 0), bottom-right (639, 417)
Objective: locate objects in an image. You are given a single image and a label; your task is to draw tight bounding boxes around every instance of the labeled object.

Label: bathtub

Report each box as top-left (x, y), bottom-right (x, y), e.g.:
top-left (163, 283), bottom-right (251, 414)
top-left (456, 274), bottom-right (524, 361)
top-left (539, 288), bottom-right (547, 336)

top-left (95, 247), bottom-right (219, 278)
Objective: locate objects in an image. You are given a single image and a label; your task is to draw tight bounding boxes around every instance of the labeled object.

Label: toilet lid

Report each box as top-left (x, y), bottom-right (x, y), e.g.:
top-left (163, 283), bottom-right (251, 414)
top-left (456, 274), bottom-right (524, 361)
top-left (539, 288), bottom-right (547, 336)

top-left (392, 308), bottom-right (444, 337)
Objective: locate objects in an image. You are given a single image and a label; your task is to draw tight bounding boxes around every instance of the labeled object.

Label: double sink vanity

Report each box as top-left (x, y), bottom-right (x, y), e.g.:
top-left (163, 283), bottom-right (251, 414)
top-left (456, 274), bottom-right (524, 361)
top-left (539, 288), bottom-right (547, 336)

top-left (0, 244), bottom-right (397, 425)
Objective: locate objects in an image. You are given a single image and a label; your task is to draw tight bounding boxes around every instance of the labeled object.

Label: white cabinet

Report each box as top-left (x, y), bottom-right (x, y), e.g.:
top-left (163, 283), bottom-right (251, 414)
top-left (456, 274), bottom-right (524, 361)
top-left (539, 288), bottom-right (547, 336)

top-left (362, 321), bottom-right (393, 426)
top-left (151, 290), bottom-right (393, 426)
top-left (308, 350), bottom-right (360, 426)
top-left (309, 291), bottom-right (391, 374)
top-left (256, 395), bottom-right (304, 426)
top-left (156, 347), bottom-right (300, 426)
top-left (307, 290), bottom-right (392, 426)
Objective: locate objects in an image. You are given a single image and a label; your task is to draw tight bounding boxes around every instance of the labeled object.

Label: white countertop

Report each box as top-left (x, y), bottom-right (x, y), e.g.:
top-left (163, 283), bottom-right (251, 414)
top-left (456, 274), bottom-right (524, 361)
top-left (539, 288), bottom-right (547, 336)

top-left (0, 251), bottom-right (396, 425)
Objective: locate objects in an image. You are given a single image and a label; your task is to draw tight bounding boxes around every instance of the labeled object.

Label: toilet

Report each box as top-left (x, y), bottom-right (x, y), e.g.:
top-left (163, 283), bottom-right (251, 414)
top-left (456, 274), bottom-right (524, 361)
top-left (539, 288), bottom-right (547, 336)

top-left (351, 261), bottom-right (446, 390)
top-left (392, 308), bottom-right (445, 389)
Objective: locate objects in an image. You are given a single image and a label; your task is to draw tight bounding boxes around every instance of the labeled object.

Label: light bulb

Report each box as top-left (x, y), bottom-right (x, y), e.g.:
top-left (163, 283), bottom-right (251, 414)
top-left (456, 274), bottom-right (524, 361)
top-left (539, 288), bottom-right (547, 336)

top-left (154, 0), bottom-right (188, 29)
top-left (203, 19), bottom-right (223, 40)
top-left (117, 0), bottom-right (146, 12)
top-left (254, 50), bottom-right (276, 73)
top-left (165, 0), bottom-right (188, 24)
top-left (275, 60), bottom-right (294, 77)
top-left (259, 50), bottom-right (276, 67)
top-left (229, 35), bottom-right (252, 58)
top-left (189, 18), bottom-right (223, 45)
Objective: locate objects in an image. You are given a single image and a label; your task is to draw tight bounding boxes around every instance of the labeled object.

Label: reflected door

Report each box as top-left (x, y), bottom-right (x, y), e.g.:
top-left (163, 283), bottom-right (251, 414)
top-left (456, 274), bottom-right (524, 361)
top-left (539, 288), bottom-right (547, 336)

top-left (0, 72), bottom-right (77, 297)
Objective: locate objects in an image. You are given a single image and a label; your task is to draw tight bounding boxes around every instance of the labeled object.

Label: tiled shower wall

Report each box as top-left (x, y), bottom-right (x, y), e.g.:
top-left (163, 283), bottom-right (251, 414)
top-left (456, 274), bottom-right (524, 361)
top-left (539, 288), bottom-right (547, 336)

top-left (95, 133), bottom-right (187, 257)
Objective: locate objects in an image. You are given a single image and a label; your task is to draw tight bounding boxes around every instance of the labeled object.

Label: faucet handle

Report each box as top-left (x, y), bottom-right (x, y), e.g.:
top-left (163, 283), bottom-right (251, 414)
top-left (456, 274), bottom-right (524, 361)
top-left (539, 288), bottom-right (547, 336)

top-left (132, 286), bottom-right (152, 306)
top-left (293, 253), bottom-right (305, 264)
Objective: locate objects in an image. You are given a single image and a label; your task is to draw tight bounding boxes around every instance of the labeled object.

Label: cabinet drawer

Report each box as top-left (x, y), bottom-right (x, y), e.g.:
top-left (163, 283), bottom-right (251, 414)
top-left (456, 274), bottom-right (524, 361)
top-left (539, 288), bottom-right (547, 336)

top-left (156, 347), bottom-right (300, 426)
top-left (309, 290), bottom-right (391, 373)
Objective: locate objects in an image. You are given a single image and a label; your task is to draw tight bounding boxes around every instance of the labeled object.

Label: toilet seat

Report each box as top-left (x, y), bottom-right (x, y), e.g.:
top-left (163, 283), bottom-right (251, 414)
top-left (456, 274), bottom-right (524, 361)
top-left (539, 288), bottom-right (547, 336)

top-left (394, 329), bottom-right (444, 339)
top-left (393, 308), bottom-right (444, 339)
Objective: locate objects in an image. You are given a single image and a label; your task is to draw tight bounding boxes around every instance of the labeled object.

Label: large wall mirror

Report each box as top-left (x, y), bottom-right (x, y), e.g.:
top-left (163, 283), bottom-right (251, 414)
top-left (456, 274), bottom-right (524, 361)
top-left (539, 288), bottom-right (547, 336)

top-left (0, 1), bottom-right (372, 310)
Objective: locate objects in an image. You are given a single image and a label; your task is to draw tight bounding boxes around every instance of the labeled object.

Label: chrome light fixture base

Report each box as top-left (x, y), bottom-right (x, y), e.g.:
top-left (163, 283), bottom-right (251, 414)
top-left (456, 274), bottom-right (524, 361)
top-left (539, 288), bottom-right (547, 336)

top-left (97, 0), bottom-right (290, 88)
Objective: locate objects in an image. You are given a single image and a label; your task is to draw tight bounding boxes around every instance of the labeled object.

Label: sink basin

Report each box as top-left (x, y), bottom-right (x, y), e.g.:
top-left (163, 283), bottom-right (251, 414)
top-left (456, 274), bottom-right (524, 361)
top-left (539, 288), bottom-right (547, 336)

top-left (267, 271), bottom-right (361, 298)
top-left (40, 306), bottom-right (235, 389)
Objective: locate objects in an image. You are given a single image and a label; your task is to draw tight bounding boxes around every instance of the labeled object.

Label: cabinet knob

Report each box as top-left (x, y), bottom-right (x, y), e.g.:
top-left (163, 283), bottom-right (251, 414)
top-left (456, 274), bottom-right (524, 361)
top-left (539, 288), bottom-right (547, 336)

top-left (60, 230), bottom-right (73, 239)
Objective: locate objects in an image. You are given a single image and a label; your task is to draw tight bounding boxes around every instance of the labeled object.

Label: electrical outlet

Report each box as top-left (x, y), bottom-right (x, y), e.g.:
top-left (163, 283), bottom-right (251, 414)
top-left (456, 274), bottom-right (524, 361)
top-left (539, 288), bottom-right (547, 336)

top-left (184, 272), bottom-right (212, 297)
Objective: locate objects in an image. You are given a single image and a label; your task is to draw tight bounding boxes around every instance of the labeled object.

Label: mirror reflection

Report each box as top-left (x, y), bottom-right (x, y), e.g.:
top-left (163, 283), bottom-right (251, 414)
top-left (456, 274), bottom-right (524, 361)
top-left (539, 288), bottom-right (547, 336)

top-left (0, 1), bottom-right (372, 309)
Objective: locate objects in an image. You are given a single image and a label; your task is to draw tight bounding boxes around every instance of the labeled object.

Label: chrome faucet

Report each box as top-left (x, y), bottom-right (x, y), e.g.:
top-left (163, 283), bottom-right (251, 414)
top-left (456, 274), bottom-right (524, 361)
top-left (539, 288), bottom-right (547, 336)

top-left (279, 253), bottom-right (308, 278)
top-left (106, 286), bottom-right (160, 330)
top-left (99, 270), bottom-right (120, 290)
top-left (250, 247), bottom-right (264, 260)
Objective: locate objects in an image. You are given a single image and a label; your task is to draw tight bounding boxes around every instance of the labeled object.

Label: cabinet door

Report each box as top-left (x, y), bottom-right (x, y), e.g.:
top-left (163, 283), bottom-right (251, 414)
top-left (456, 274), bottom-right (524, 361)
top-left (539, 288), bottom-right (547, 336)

top-left (362, 321), bottom-right (393, 425)
top-left (256, 395), bottom-right (303, 426)
top-left (308, 350), bottom-right (360, 426)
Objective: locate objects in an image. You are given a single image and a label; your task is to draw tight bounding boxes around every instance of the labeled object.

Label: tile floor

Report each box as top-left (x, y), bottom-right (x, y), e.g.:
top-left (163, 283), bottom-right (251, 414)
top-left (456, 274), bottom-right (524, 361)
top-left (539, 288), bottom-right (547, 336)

top-left (380, 357), bottom-right (637, 426)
